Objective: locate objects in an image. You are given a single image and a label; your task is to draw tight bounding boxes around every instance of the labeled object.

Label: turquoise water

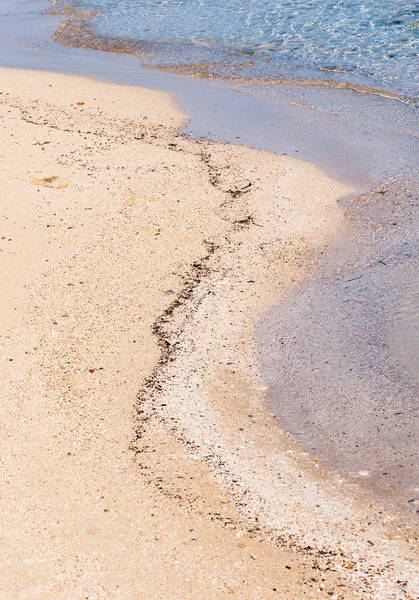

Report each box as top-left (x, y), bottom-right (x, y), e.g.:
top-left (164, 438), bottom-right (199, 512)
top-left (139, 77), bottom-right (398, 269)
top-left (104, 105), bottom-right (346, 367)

top-left (71, 0), bottom-right (419, 98)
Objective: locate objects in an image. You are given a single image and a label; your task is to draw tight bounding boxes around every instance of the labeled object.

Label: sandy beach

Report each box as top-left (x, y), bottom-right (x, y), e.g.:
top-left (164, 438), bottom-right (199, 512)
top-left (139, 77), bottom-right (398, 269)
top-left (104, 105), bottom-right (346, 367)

top-left (0, 67), bottom-right (418, 599)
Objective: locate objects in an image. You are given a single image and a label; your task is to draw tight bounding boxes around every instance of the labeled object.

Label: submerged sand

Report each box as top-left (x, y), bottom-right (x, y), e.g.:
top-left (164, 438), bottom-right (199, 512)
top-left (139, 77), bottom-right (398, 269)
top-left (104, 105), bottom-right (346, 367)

top-left (258, 178), bottom-right (419, 514)
top-left (0, 68), bottom-right (418, 599)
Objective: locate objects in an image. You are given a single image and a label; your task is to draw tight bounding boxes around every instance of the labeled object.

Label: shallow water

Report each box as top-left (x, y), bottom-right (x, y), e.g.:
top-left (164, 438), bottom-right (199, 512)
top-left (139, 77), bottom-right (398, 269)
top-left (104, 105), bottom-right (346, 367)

top-left (43, 0), bottom-right (419, 185)
top-left (391, 282), bottom-right (419, 382)
top-left (258, 179), bottom-right (419, 518)
top-left (71, 0), bottom-right (419, 100)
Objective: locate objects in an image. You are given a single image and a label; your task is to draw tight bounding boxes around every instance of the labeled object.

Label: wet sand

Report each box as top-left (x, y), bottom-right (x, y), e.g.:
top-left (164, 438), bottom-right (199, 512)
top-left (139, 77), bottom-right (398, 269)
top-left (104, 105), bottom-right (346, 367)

top-left (0, 67), bottom-right (418, 598)
top-left (258, 178), bottom-right (419, 519)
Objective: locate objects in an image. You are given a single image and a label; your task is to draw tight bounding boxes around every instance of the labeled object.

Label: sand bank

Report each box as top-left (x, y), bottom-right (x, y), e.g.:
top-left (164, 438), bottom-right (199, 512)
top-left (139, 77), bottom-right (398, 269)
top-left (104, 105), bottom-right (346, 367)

top-left (0, 68), bottom-right (417, 599)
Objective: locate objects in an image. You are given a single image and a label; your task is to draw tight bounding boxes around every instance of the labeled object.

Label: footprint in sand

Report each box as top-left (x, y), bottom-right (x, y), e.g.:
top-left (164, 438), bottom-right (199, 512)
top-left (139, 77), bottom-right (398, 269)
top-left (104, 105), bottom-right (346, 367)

top-left (31, 176), bottom-right (70, 189)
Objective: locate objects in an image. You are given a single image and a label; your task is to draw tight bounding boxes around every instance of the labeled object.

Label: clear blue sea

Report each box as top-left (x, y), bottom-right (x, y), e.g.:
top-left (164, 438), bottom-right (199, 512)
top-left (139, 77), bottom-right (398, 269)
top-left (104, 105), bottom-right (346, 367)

top-left (71, 0), bottom-right (419, 99)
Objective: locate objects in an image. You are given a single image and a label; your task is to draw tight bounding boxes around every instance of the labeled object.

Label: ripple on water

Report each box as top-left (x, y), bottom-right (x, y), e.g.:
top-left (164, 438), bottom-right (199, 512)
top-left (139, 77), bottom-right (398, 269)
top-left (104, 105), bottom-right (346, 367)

top-left (69, 0), bottom-right (419, 99)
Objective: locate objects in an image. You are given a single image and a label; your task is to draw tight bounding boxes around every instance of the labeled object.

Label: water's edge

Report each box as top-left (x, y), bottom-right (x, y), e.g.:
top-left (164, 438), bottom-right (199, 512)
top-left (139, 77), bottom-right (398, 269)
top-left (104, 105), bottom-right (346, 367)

top-left (2, 0), bottom-right (418, 186)
top-left (49, 0), bottom-right (419, 104)
top-left (258, 178), bottom-right (419, 522)
top-left (1, 0), bottom-right (418, 521)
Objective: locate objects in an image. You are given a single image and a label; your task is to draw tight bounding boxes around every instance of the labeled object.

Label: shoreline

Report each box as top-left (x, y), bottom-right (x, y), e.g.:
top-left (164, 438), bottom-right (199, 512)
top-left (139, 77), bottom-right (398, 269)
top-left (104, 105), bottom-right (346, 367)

top-left (48, 0), bottom-right (416, 107)
top-left (258, 176), bottom-right (419, 519)
top-left (0, 66), bottom-right (418, 598)
top-left (2, 0), bottom-right (418, 189)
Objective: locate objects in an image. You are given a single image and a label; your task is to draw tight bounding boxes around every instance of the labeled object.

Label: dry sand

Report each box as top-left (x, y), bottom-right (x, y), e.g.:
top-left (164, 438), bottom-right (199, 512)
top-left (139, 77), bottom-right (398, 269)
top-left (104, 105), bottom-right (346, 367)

top-left (0, 67), bottom-right (417, 599)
